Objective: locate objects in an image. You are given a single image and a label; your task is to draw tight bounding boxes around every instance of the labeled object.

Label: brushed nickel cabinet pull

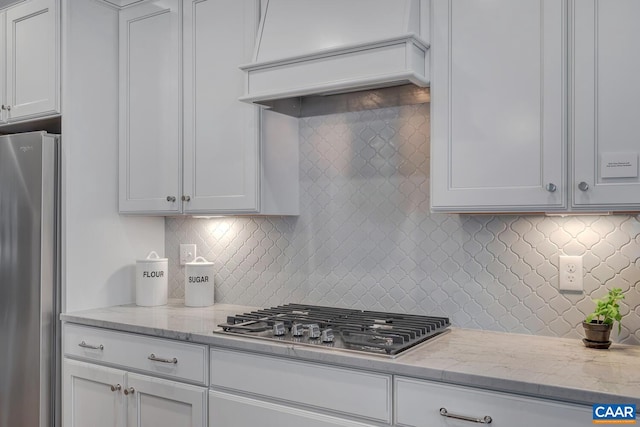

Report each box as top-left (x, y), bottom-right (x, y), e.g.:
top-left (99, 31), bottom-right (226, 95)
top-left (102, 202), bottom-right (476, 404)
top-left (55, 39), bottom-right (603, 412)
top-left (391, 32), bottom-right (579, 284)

top-left (110, 384), bottom-right (122, 392)
top-left (78, 341), bottom-right (104, 350)
top-left (546, 183), bottom-right (557, 192)
top-left (578, 181), bottom-right (590, 191)
top-left (440, 408), bottom-right (492, 424)
top-left (124, 387), bottom-right (135, 395)
top-left (148, 353), bottom-right (178, 364)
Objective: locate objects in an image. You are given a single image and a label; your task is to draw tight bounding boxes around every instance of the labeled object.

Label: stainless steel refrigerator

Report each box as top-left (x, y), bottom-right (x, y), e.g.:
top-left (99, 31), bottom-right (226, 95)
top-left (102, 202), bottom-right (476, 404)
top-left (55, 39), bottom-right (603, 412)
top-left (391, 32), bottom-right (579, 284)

top-left (0, 132), bottom-right (60, 427)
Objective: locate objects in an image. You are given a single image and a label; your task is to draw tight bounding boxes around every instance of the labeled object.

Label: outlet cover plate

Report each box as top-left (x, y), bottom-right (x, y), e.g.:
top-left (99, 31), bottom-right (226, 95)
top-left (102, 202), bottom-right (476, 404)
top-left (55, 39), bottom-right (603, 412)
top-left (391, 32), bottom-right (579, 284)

top-left (180, 244), bottom-right (197, 265)
top-left (559, 255), bottom-right (583, 292)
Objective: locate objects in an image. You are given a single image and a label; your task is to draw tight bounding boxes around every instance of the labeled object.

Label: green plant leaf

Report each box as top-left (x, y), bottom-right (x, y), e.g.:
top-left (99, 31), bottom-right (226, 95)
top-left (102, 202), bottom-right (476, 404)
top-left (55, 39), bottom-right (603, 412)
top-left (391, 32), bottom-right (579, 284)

top-left (585, 287), bottom-right (625, 334)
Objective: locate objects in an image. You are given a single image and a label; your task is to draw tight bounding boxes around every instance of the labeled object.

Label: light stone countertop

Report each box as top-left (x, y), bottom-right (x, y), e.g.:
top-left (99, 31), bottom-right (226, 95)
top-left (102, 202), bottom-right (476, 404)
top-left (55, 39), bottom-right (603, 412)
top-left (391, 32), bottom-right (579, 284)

top-left (61, 301), bottom-right (640, 408)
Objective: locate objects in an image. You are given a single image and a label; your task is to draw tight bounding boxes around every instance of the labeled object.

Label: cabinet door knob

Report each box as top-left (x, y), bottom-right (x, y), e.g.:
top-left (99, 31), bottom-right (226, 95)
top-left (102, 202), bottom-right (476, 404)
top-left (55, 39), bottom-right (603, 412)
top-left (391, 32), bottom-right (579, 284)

top-left (545, 183), bottom-right (557, 192)
top-left (124, 387), bottom-right (135, 395)
top-left (166, 196), bottom-right (176, 202)
top-left (182, 195), bottom-right (191, 202)
top-left (578, 181), bottom-right (590, 191)
top-left (110, 384), bottom-right (122, 392)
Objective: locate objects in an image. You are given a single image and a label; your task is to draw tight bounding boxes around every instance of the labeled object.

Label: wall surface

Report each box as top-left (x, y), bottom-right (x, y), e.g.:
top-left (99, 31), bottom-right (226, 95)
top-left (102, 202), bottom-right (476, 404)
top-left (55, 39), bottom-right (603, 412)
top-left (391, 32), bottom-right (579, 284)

top-left (62, 0), bottom-right (165, 312)
top-left (166, 104), bottom-right (640, 345)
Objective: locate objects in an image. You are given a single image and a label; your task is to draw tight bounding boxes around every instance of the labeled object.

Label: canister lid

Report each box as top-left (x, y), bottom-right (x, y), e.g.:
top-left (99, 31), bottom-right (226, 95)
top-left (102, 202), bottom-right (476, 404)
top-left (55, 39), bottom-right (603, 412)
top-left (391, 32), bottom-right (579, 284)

top-left (186, 256), bottom-right (213, 266)
top-left (137, 251), bottom-right (168, 263)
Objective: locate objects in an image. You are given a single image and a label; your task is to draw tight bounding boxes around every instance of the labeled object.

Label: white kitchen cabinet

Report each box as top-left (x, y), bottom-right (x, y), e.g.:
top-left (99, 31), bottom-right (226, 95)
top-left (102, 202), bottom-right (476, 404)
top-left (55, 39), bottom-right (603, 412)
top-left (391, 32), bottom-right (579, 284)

top-left (432, 0), bottom-right (640, 213)
top-left (209, 348), bottom-right (392, 425)
top-left (127, 372), bottom-right (207, 427)
top-left (63, 323), bottom-right (209, 385)
top-left (118, 0), bottom-right (182, 214)
top-left (64, 360), bottom-right (207, 427)
top-left (209, 390), bottom-right (379, 427)
top-left (394, 377), bottom-right (593, 427)
top-left (64, 359), bottom-right (126, 427)
top-left (572, 0), bottom-right (640, 209)
top-left (430, 0), bottom-right (566, 212)
top-left (120, 0), bottom-right (299, 215)
top-left (63, 324), bottom-right (209, 427)
top-left (0, 0), bottom-right (59, 124)
top-left (183, 0), bottom-right (259, 213)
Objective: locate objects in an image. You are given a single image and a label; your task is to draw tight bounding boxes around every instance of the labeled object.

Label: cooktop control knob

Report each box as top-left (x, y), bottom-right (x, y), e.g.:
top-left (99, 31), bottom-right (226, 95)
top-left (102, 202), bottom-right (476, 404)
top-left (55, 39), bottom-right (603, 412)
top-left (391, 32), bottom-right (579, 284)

top-left (273, 321), bottom-right (286, 336)
top-left (291, 323), bottom-right (304, 337)
top-left (308, 324), bottom-right (321, 339)
top-left (321, 328), bottom-right (334, 343)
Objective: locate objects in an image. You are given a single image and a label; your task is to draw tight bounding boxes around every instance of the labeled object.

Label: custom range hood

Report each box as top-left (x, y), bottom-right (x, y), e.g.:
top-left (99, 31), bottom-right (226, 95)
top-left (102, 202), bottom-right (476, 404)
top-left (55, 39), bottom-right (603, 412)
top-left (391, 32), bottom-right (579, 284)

top-left (239, 0), bottom-right (430, 117)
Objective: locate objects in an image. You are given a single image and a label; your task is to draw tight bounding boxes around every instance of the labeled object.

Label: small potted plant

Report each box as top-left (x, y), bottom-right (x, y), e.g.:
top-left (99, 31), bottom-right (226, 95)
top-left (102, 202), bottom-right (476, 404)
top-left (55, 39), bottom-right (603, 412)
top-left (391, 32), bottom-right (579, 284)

top-left (582, 287), bottom-right (624, 349)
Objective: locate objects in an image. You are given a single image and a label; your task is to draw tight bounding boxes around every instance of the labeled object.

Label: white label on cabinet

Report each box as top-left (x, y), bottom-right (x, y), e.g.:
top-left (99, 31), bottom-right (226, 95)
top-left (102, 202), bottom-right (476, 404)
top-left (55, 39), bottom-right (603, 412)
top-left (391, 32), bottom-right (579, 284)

top-left (600, 152), bottom-right (638, 178)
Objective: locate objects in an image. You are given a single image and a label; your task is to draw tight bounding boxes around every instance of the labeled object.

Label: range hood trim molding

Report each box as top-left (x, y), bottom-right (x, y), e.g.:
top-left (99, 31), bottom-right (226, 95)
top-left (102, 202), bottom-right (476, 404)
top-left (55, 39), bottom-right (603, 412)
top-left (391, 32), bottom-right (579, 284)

top-left (239, 33), bottom-right (430, 104)
top-left (239, 33), bottom-right (430, 71)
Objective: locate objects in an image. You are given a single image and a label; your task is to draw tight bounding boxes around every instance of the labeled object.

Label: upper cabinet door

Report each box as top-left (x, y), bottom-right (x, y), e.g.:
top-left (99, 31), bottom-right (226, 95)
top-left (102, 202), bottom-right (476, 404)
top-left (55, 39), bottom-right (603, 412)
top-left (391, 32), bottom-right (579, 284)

top-left (119, 0), bottom-right (182, 214)
top-left (572, 0), bottom-right (640, 210)
top-left (5, 0), bottom-right (59, 122)
top-left (431, 0), bottom-right (567, 212)
top-left (182, 0), bottom-right (260, 214)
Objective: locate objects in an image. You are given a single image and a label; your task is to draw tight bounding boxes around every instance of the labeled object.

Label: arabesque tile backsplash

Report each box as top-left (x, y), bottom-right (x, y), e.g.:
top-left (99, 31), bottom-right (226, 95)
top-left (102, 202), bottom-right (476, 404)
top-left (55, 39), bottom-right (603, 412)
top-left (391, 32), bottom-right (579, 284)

top-left (166, 104), bottom-right (640, 345)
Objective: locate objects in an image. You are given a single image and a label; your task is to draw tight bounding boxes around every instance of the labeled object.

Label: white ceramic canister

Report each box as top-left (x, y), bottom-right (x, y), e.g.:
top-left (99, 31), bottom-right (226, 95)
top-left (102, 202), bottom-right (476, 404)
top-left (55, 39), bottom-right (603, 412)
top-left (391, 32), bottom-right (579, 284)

top-left (184, 256), bottom-right (215, 307)
top-left (135, 251), bottom-right (168, 306)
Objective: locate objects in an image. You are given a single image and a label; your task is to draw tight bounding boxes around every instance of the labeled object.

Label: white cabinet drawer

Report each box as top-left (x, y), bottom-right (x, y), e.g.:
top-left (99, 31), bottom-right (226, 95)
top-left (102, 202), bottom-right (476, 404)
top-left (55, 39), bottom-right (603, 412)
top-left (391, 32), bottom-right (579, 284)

top-left (209, 390), bottom-right (379, 427)
top-left (63, 323), bottom-right (208, 385)
top-left (395, 377), bottom-right (593, 427)
top-left (210, 348), bottom-right (391, 424)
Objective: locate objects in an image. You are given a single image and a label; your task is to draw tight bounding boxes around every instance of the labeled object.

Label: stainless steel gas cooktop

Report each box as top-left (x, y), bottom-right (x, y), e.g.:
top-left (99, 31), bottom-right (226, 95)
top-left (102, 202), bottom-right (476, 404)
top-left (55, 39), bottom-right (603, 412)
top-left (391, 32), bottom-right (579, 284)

top-left (216, 304), bottom-right (450, 358)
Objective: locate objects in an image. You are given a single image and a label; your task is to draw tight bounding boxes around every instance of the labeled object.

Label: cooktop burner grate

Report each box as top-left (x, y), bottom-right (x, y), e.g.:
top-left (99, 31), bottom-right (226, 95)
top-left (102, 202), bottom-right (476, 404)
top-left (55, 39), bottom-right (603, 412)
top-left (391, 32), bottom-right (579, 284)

top-left (217, 304), bottom-right (450, 357)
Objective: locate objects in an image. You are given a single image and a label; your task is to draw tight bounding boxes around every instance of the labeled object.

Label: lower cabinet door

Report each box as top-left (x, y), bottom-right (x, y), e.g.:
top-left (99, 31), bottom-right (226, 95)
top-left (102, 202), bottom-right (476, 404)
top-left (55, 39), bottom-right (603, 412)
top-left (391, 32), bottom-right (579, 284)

top-left (126, 372), bottom-right (207, 427)
top-left (209, 390), bottom-right (378, 427)
top-left (63, 359), bottom-right (126, 427)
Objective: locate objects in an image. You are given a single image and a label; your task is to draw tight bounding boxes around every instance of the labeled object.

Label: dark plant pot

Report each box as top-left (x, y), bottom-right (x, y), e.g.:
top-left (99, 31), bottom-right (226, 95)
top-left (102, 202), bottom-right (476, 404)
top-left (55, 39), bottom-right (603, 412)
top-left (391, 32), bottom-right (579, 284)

top-left (582, 321), bottom-right (612, 349)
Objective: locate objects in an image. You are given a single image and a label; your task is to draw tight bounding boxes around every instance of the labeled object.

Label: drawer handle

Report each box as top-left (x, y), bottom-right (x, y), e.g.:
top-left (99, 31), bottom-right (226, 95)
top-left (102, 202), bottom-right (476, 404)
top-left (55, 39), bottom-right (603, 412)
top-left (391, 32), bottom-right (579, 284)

top-left (440, 408), bottom-right (492, 424)
top-left (148, 353), bottom-right (178, 364)
top-left (79, 341), bottom-right (104, 350)
top-left (124, 387), bottom-right (135, 395)
top-left (110, 384), bottom-right (122, 392)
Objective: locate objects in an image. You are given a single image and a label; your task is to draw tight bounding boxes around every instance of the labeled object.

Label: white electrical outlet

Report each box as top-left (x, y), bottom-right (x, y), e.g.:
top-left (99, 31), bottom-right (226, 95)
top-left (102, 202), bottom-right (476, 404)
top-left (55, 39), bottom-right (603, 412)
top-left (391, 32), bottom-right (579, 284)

top-left (559, 255), bottom-right (583, 292)
top-left (180, 244), bottom-right (197, 265)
